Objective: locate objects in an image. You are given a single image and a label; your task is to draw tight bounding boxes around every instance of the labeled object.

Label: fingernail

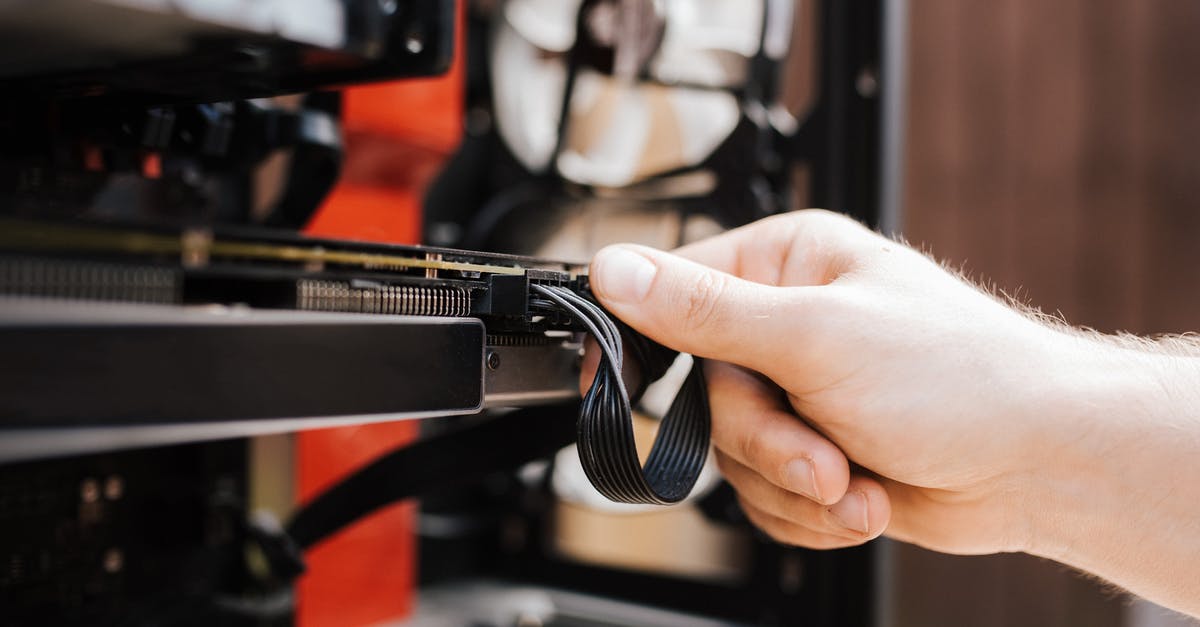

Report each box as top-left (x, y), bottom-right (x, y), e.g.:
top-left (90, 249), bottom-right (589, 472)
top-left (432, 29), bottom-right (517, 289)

top-left (827, 490), bottom-right (870, 536)
top-left (783, 458), bottom-right (821, 502)
top-left (593, 246), bottom-right (657, 304)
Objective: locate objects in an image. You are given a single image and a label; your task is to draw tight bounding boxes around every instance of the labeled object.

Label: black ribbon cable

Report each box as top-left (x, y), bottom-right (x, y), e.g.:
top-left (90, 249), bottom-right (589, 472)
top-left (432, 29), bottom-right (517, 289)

top-left (282, 285), bottom-right (711, 559)
top-left (530, 284), bottom-right (711, 505)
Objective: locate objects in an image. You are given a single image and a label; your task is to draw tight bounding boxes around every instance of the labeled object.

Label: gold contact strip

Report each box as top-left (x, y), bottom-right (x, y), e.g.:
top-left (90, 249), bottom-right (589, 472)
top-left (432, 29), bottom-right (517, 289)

top-left (206, 240), bottom-right (525, 275)
top-left (0, 219), bottom-right (528, 276)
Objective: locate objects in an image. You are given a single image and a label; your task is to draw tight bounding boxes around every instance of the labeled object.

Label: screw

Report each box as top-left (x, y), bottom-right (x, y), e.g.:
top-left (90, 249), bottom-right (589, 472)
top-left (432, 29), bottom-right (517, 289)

top-left (405, 32), bottom-right (425, 54)
top-left (103, 475), bottom-right (124, 501)
top-left (856, 66), bottom-right (879, 98)
top-left (103, 548), bottom-right (123, 574)
top-left (80, 478), bottom-right (100, 504)
top-left (487, 351), bottom-right (501, 371)
top-left (427, 222), bottom-right (462, 246)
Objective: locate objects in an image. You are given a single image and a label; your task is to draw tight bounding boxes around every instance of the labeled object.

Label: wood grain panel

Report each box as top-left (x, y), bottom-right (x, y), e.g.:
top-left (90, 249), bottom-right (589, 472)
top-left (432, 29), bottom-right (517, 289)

top-left (894, 0), bottom-right (1200, 625)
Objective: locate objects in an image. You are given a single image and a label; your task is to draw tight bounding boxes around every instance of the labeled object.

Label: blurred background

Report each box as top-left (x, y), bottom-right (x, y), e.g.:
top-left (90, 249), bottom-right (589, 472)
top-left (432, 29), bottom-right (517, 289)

top-left (892, 1), bottom-right (1200, 626)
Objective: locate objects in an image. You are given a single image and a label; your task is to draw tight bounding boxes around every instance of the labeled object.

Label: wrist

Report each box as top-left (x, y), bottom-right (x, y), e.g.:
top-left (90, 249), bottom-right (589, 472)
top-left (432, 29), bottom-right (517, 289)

top-left (1020, 334), bottom-right (1152, 557)
top-left (1020, 332), bottom-right (1200, 597)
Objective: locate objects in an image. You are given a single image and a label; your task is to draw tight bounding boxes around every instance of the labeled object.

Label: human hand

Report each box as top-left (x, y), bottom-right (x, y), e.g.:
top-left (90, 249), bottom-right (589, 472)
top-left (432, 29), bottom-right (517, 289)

top-left (586, 209), bottom-right (1087, 554)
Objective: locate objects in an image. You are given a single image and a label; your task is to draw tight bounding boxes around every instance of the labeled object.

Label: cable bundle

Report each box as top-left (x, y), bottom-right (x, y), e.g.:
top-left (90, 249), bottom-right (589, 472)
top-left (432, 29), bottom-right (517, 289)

top-left (530, 284), bottom-right (711, 505)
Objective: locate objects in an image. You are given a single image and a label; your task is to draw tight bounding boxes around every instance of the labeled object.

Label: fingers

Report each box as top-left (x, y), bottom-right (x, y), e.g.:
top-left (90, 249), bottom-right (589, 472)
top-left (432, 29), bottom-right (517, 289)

top-left (705, 361), bottom-right (890, 548)
top-left (707, 362), bottom-right (849, 504)
top-left (724, 452), bottom-right (891, 547)
top-left (588, 243), bottom-right (815, 373)
top-left (671, 209), bottom-right (876, 287)
top-left (739, 499), bottom-right (859, 549)
top-left (736, 481), bottom-right (890, 549)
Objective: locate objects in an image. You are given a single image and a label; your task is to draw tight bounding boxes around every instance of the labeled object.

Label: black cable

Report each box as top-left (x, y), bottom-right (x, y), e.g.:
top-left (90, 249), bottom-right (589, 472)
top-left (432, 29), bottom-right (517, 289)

top-left (285, 402), bottom-right (579, 551)
top-left (275, 284), bottom-right (710, 572)
top-left (531, 284), bottom-right (711, 505)
top-left (205, 405), bottom-right (578, 619)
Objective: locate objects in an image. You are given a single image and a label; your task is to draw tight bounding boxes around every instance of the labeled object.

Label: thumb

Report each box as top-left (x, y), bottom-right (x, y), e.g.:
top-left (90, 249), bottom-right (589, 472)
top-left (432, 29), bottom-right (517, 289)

top-left (589, 244), bottom-right (810, 374)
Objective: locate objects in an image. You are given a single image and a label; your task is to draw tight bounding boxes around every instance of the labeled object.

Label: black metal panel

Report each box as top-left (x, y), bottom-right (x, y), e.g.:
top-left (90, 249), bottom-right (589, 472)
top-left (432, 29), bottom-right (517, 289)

top-left (0, 312), bottom-right (484, 427)
top-left (483, 338), bottom-right (581, 408)
top-left (0, 0), bottom-right (456, 103)
top-left (806, 0), bottom-right (885, 226)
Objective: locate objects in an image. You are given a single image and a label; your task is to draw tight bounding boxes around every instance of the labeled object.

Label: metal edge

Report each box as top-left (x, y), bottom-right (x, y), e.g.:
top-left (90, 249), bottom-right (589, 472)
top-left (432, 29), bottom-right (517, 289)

top-left (877, 0), bottom-right (908, 239)
top-left (0, 408), bottom-right (482, 464)
top-left (874, 5), bottom-right (909, 626)
top-left (0, 296), bottom-right (485, 326)
top-left (0, 298), bottom-right (490, 463)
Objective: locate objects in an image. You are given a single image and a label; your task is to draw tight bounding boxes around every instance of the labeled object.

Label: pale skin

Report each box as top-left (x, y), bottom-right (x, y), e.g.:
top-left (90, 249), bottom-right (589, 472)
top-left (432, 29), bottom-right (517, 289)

top-left (585, 209), bottom-right (1200, 618)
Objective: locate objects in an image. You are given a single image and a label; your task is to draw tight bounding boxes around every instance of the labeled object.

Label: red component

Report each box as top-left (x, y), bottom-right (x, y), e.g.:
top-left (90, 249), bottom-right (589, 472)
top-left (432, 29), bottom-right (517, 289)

top-left (304, 8), bottom-right (465, 245)
top-left (295, 422), bottom-right (421, 627)
top-left (295, 2), bottom-right (465, 625)
top-left (140, 152), bottom-right (162, 179)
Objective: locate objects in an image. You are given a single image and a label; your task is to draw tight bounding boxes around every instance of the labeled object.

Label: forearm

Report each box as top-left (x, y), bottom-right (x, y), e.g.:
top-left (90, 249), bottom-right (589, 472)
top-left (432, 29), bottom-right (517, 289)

top-left (1027, 335), bottom-right (1200, 616)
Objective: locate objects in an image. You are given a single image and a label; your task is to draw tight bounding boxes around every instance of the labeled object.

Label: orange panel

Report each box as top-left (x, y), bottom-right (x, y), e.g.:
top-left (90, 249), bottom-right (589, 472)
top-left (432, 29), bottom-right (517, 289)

top-left (304, 134), bottom-right (449, 245)
top-left (304, 182), bottom-right (423, 244)
top-left (342, 75), bottom-right (463, 153)
top-left (296, 2), bottom-right (466, 625)
top-left (296, 421), bottom-right (421, 627)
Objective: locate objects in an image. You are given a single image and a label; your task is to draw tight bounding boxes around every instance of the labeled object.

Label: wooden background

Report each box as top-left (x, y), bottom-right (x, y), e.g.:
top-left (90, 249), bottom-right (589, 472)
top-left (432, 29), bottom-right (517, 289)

top-left (906, 0), bottom-right (1200, 336)
top-left (893, 1), bottom-right (1200, 625)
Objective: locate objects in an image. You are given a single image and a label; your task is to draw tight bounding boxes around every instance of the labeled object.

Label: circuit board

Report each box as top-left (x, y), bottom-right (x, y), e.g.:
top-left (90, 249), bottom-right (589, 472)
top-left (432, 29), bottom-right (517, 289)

top-left (0, 218), bottom-right (591, 460)
top-left (0, 217), bottom-right (590, 330)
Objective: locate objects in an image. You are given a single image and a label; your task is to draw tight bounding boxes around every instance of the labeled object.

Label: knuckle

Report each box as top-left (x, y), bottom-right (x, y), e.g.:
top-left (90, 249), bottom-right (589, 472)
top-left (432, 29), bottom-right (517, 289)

top-left (738, 427), bottom-right (769, 465)
top-left (679, 271), bottom-right (727, 333)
